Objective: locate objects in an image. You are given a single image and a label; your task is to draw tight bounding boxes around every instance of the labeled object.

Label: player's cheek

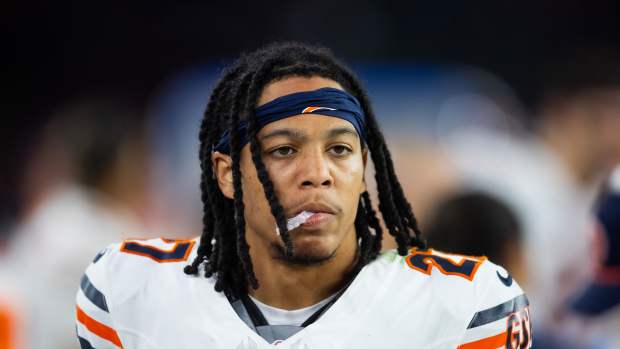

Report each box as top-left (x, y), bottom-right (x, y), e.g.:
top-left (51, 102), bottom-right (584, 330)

top-left (335, 157), bottom-right (365, 189)
top-left (239, 167), bottom-right (276, 229)
top-left (335, 162), bottom-right (365, 216)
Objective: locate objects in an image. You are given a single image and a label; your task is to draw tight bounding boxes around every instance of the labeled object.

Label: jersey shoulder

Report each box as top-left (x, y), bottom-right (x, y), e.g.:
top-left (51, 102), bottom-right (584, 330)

top-left (381, 248), bottom-right (524, 297)
top-left (75, 237), bottom-right (200, 347)
top-left (84, 237), bottom-right (198, 282)
top-left (373, 248), bottom-right (531, 347)
top-left (77, 236), bottom-right (198, 302)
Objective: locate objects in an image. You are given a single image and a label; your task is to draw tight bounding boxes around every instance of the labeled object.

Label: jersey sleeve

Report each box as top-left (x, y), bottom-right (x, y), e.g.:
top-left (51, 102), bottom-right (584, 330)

top-left (456, 263), bottom-right (532, 349)
top-left (75, 245), bottom-right (124, 349)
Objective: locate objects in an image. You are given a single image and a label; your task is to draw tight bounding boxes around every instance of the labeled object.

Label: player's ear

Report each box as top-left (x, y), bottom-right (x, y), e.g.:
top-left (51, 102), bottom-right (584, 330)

top-left (212, 151), bottom-right (234, 199)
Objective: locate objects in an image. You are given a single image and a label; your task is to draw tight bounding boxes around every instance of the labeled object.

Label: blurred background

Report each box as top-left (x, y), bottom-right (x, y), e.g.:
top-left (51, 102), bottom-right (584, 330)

top-left (3, 1), bottom-right (620, 348)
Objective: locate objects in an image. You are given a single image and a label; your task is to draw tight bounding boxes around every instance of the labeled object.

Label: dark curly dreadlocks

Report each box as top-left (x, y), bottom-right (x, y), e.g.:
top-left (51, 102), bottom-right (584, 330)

top-left (184, 42), bottom-right (426, 296)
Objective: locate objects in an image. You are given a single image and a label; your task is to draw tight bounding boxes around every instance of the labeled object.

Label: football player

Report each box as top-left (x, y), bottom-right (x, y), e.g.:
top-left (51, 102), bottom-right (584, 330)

top-left (76, 42), bottom-right (532, 348)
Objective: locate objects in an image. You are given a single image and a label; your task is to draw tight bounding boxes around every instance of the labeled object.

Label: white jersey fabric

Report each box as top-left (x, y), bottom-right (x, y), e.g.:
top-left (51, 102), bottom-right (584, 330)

top-left (76, 237), bottom-right (531, 349)
top-left (249, 293), bottom-right (338, 327)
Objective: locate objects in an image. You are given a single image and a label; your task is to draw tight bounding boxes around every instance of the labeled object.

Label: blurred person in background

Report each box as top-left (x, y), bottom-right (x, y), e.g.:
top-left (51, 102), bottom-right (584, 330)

top-left (442, 47), bottom-right (620, 346)
top-left (0, 97), bottom-right (149, 349)
top-left (569, 166), bottom-right (620, 349)
top-left (424, 191), bottom-right (525, 285)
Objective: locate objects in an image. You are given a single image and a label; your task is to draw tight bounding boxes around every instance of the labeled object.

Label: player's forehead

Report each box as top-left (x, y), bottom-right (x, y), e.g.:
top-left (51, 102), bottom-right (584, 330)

top-left (258, 76), bottom-right (343, 106)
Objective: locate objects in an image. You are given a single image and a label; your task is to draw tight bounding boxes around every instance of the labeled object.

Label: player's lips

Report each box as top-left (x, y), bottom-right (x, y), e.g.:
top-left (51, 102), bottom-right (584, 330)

top-left (289, 203), bottom-right (336, 217)
top-left (287, 202), bottom-right (337, 230)
top-left (300, 212), bottom-right (334, 228)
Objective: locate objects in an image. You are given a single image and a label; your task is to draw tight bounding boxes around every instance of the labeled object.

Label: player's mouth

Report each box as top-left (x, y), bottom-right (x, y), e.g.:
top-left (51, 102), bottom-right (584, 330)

top-left (288, 203), bottom-right (337, 230)
top-left (299, 212), bottom-right (334, 229)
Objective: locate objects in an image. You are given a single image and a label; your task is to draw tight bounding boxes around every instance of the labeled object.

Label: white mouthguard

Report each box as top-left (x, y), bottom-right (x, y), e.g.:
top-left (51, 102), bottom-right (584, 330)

top-left (276, 210), bottom-right (314, 235)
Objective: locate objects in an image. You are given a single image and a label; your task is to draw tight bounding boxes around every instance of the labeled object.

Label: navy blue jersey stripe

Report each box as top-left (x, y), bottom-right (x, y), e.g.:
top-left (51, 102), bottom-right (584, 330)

top-left (80, 274), bottom-right (109, 312)
top-left (78, 336), bottom-right (95, 349)
top-left (122, 241), bottom-right (191, 261)
top-left (467, 294), bottom-right (529, 329)
top-left (92, 249), bottom-right (106, 263)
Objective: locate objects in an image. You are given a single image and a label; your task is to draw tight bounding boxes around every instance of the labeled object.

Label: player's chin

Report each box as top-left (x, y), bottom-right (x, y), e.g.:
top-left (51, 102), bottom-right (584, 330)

top-left (272, 237), bottom-right (337, 266)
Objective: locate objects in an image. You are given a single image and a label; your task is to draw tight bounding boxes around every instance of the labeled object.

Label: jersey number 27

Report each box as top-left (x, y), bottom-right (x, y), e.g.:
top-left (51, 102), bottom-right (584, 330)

top-left (405, 249), bottom-right (485, 281)
top-left (120, 238), bottom-right (195, 263)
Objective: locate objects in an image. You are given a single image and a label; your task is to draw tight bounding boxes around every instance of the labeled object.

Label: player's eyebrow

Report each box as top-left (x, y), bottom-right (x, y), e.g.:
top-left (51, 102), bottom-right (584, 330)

top-left (260, 128), bottom-right (308, 142)
top-left (325, 126), bottom-right (359, 140)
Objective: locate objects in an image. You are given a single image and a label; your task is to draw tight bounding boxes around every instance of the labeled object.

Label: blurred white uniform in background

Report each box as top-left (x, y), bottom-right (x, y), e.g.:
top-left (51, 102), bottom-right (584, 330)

top-left (0, 184), bottom-right (142, 349)
top-left (0, 98), bottom-right (150, 349)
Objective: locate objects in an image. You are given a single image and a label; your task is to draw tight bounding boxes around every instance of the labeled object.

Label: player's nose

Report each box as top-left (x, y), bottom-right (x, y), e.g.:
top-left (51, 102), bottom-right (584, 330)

top-left (298, 149), bottom-right (333, 189)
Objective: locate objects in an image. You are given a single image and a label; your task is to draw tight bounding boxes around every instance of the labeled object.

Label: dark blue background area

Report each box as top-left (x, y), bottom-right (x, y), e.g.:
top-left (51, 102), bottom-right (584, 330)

top-left (3, 0), bottom-right (620, 239)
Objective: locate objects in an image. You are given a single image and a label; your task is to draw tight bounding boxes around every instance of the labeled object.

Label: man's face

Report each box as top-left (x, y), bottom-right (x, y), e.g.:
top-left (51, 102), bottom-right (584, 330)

top-left (215, 76), bottom-right (367, 265)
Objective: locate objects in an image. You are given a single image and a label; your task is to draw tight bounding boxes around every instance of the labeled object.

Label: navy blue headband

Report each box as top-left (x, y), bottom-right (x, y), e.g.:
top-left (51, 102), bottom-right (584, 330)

top-left (213, 87), bottom-right (366, 154)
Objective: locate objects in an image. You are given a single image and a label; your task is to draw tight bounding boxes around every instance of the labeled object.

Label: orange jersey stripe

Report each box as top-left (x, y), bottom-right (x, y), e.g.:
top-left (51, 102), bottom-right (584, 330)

top-left (76, 306), bottom-right (123, 348)
top-left (457, 332), bottom-right (506, 349)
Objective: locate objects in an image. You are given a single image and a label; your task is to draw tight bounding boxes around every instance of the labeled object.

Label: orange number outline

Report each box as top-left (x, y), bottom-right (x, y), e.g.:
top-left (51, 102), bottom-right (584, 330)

top-left (405, 248), bottom-right (486, 281)
top-left (120, 238), bottom-right (195, 263)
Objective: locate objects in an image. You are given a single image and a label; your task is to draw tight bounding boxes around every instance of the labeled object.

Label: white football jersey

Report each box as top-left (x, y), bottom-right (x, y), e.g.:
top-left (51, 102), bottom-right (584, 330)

top-left (76, 237), bottom-right (531, 349)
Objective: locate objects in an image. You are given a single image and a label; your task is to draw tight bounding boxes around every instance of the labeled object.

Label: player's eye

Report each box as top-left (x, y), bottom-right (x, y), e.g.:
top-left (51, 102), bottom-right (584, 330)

top-left (269, 146), bottom-right (296, 157)
top-left (328, 144), bottom-right (353, 157)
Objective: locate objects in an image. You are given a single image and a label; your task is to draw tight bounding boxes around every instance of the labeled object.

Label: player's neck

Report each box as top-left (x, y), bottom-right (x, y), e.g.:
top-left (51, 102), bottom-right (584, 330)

top-left (246, 229), bottom-right (358, 310)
